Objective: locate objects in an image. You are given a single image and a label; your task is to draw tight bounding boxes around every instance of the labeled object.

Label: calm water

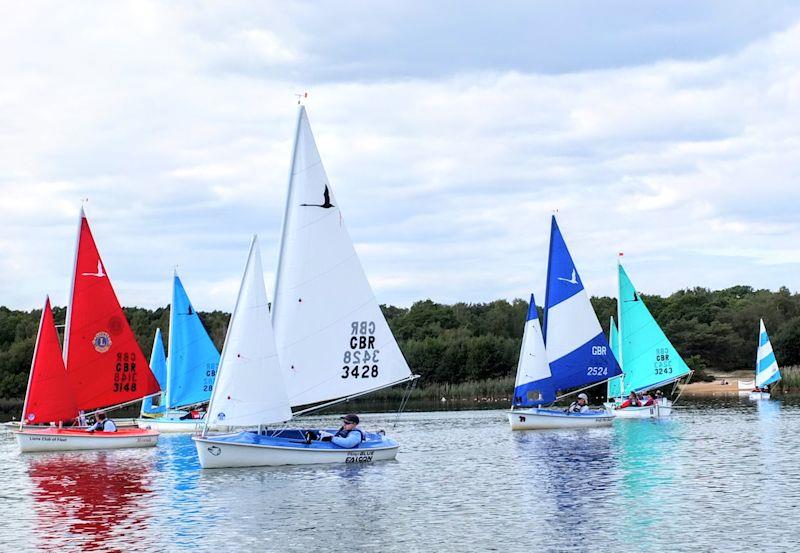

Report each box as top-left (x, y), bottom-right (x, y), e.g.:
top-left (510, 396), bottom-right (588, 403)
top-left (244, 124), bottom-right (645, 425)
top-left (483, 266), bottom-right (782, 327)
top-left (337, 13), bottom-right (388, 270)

top-left (1, 397), bottom-right (797, 552)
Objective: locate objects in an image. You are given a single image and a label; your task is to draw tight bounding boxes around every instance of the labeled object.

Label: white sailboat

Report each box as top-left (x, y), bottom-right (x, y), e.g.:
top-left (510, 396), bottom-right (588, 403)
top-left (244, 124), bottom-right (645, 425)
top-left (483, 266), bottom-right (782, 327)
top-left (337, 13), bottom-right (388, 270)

top-left (194, 107), bottom-right (416, 468)
top-left (749, 319), bottom-right (781, 401)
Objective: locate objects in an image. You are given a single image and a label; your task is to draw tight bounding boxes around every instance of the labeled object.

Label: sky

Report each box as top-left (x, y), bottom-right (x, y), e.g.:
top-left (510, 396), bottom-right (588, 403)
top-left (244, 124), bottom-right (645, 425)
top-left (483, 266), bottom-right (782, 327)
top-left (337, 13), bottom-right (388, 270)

top-left (2, 1), bottom-right (800, 311)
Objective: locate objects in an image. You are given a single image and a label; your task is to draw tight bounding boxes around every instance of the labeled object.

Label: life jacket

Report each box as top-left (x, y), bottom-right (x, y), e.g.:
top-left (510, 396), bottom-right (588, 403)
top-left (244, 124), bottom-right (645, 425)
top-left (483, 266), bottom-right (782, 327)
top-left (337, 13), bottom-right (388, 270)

top-left (335, 426), bottom-right (365, 445)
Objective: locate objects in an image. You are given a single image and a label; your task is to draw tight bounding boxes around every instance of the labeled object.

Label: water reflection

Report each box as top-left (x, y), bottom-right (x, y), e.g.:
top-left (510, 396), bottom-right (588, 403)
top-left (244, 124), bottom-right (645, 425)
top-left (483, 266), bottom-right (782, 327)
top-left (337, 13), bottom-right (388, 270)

top-left (26, 451), bottom-right (155, 551)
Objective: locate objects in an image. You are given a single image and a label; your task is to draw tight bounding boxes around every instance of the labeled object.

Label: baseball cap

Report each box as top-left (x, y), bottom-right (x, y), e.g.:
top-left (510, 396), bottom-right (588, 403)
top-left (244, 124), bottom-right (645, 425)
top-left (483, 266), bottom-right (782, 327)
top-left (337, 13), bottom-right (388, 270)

top-left (577, 393), bottom-right (588, 401)
top-left (341, 414), bottom-right (360, 424)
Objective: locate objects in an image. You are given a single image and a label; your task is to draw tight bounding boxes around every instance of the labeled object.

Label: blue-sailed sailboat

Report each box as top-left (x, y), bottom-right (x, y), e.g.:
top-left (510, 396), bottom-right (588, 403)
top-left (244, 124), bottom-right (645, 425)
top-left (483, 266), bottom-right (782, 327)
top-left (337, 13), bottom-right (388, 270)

top-left (750, 319), bottom-right (781, 400)
top-left (606, 317), bottom-right (623, 400)
top-left (508, 216), bottom-right (621, 430)
top-left (140, 328), bottom-right (167, 416)
top-left (137, 272), bottom-right (220, 432)
top-left (606, 259), bottom-right (692, 418)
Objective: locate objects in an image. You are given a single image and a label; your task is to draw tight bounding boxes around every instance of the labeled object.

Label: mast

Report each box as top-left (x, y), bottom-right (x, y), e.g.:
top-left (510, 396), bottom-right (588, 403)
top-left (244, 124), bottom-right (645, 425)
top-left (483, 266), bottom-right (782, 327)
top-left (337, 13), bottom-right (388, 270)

top-left (20, 297), bottom-right (48, 426)
top-left (63, 205), bottom-right (85, 366)
top-left (272, 105), bottom-right (305, 325)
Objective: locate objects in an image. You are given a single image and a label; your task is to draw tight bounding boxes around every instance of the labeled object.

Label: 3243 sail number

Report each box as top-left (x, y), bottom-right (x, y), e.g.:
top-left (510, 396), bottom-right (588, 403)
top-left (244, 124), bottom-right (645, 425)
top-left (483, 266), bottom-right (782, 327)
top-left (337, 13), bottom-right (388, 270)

top-left (341, 365), bottom-right (379, 379)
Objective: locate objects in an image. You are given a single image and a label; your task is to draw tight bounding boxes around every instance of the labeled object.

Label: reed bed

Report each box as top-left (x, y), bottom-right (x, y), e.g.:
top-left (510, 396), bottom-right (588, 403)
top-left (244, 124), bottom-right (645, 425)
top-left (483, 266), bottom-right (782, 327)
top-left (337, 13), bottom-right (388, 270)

top-left (775, 365), bottom-right (800, 393)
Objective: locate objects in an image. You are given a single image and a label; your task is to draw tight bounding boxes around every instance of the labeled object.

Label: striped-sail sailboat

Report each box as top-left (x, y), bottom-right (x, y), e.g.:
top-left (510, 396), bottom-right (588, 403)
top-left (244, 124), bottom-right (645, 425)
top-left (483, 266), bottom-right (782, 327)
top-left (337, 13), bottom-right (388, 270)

top-left (749, 319), bottom-right (781, 401)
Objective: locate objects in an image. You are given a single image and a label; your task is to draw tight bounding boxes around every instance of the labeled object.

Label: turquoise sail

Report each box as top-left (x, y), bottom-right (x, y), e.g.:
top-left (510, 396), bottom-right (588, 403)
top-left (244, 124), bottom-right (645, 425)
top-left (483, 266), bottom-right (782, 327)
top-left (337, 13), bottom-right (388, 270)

top-left (140, 328), bottom-right (167, 416)
top-left (618, 263), bottom-right (691, 393)
top-left (606, 316), bottom-right (623, 399)
top-left (166, 273), bottom-right (220, 410)
top-left (755, 319), bottom-right (781, 388)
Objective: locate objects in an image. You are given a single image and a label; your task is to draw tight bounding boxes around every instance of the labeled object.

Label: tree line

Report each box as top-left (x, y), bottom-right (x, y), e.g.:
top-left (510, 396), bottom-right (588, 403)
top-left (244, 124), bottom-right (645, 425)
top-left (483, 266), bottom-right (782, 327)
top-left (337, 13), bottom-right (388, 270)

top-left (2, 284), bottom-right (799, 399)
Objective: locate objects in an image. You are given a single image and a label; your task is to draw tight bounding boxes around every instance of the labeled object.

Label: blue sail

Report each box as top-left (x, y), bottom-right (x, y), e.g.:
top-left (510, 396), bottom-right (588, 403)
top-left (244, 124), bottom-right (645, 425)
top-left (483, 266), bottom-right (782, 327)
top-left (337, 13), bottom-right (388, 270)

top-left (539, 216), bottom-right (621, 401)
top-left (141, 328), bottom-right (167, 416)
top-left (756, 319), bottom-right (781, 388)
top-left (606, 316), bottom-right (624, 399)
top-left (166, 273), bottom-right (220, 409)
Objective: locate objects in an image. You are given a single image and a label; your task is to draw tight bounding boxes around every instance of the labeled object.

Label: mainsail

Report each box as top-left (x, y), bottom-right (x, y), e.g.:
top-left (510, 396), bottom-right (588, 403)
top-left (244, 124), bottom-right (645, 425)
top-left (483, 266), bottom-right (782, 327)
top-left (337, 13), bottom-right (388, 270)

top-left (755, 319), bottom-right (781, 388)
top-left (541, 216), bottom-right (621, 402)
top-left (141, 328), bottom-right (167, 416)
top-left (617, 262), bottom-right (691, 393)
top-left (63, 208), bottom-right (161, 411)
top-left (606, 316), bottom-right (623, 399)
top-left (272, 106), bottom-right (415, 409)
top-left (206, 237), bottom-right (292, 427)
top-left (165, 272), bottom-right (220, 409)
top-left (21, 297), bottom-right (78, 424)
top-left (512, 294), bottom-right (552, 407)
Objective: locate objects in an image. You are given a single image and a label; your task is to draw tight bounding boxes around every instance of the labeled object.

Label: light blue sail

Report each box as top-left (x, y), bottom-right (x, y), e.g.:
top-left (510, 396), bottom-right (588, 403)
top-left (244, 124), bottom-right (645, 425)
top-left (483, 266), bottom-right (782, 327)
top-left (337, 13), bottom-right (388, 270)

top-left (166, 273), bottom-right (220, 410)
top-left (606, 316), bottom-right (624, 399)
top-left (141, 328), bottom-right (167, 416)
top-left (532, 216), bottom-right (621, 403)
top-left (755, 319), bottom-right (781, 388)
top-left (618, 263), bottom-right (691, 393)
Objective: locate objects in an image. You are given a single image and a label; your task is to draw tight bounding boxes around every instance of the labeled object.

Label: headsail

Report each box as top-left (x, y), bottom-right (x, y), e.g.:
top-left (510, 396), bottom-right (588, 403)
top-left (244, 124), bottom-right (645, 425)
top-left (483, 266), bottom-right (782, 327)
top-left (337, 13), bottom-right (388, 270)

top-left (165, 273), bottom-right (220, 409)
top-left (618, 262), bottom-right (691, 393)
top-left (141, 328), bottom-right (167, 416)
top-left (21, 297), bottom-right (78, 424)
top-left (272, 107), bottom-right (414, 409)
top-left (512, 295), bottom-right (552, 407)
top-left (542, 216), bottom-right (621, 402)
top-left (63, 208), bottom-right (161, 411)
top-left (755, 319), bottom-right (781, 388)
top-left (206, 236), bottom-right (292, 427)
top-left (606, 316), bottom-right (624, 399)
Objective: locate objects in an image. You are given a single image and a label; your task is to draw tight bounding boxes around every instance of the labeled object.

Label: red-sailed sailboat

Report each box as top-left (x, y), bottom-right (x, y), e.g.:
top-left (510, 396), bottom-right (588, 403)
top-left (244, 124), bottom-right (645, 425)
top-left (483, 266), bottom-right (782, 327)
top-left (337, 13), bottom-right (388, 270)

top-left (16, 207), bottom-right (161, 452)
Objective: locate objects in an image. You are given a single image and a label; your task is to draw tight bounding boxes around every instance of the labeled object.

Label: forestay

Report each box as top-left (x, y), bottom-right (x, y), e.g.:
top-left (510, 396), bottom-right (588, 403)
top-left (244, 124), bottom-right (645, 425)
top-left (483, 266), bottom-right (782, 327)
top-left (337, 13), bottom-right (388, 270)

top-left (618, 262), bottom-right (691, 393)
top-left (541, 216), bottom-right (621, 402)
top-left (141, 329), bottom-right (167, 416)
top-left (166, 273), bottom-right (220, 409)
top-left (606, 316), bottom-right (623, 399)
top-left (272, 106), bottom-right (414, 408)
top-left (206, 237), bottom-right (292, 428)
top-left (755, 319), bottom-right (781, 388)
top-left (512, 295), bottom-right (552, 407)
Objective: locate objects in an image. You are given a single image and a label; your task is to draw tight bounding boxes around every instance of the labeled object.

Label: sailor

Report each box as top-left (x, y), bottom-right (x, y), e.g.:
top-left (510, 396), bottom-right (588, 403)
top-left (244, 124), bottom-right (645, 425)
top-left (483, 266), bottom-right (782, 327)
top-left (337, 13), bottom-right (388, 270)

top-left (318, 414), bottom-right (365, 448)
top-left (641, 391), bottom-right (655, 406)
top-left (565, 393), bottom-right (590, 413)
top-left (618, 391), bottom-right (641, 409)
top-left (86, 411), bottom-right (117, 433)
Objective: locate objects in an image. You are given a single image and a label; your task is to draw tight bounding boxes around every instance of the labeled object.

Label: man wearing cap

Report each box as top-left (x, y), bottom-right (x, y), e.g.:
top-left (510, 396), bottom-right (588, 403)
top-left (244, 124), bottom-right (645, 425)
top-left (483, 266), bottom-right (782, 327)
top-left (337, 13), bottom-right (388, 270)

top-left (318, 414), bottom-right (365, 448)
top-left (565, 393), bottom-right (590, 413)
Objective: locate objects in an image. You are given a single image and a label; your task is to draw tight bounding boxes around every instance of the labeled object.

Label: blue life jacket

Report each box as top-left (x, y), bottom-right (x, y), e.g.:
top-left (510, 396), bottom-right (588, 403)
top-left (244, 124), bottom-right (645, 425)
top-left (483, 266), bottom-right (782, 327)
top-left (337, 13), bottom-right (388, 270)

top-left (335, 427), bottom-right (365, 445)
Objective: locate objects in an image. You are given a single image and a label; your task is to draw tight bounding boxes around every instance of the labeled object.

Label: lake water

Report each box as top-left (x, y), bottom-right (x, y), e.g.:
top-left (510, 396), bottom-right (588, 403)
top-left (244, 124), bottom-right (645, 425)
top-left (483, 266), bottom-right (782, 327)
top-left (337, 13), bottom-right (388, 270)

top-left (0, 396), bottom-right (797, 552)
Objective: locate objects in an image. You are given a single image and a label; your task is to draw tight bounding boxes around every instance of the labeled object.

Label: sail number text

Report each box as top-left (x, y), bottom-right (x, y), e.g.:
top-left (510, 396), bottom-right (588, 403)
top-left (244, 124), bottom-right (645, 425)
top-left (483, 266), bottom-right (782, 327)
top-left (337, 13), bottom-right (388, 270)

top-left (653, 348), bottom-right (672, 374)
top-left (341, 320), bottom-right (380, 379)
top-left (113, 352), bottom-right (138, 393)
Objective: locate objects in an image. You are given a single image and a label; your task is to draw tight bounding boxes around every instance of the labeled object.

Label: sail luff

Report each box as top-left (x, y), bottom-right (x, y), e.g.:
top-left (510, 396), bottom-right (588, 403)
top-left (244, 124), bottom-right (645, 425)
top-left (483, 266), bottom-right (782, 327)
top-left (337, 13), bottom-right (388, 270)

top-left (63, 206), bottom-right (84, 366)
top-left (165, 270), bottom-right (176, 410)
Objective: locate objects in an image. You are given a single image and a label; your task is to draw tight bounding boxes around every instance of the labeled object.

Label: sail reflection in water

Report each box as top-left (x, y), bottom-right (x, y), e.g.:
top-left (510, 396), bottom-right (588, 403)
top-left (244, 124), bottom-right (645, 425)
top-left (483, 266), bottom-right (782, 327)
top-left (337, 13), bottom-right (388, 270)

top-left (26, 452), bottom-right (155, 551)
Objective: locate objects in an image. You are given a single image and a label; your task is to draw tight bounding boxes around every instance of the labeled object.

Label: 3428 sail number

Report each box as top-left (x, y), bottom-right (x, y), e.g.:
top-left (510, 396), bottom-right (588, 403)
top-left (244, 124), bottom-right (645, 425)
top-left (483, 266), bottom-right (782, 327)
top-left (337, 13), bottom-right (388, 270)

top-left (341, 365), bottom-right (379, 379)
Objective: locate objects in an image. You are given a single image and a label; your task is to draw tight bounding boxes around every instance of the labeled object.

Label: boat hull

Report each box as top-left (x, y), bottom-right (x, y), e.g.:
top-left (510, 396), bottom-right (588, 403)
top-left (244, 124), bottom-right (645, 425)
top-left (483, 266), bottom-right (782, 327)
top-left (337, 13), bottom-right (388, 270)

top-left (193, 430), bottom-right (399, 468)
top-left (135, 417), bottom-right (204, 433)
top-left (507, 408), bottom-right (614, 430)
top-left (15, 427), bottom-right (159, 452)
top-left (605, 399), bottom-right (673, 418)
top-left (749, 391), bottom-right (770, 401)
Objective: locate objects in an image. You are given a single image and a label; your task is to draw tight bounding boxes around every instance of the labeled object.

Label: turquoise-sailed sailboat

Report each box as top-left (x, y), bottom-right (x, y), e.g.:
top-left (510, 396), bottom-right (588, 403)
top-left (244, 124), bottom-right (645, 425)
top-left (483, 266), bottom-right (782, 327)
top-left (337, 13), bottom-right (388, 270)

top-left (749, 319), bottom-right (781, 401)
top-left (607, 259), bottom-right (692, 418)
top-left (606, 316), bottom-right (623, 400)
top-left (507, 216), bottom-right (622, 430)
top-left (137, 272), bottom-right (220, 432)
top-left (140, 328), bottom-right (167, 417)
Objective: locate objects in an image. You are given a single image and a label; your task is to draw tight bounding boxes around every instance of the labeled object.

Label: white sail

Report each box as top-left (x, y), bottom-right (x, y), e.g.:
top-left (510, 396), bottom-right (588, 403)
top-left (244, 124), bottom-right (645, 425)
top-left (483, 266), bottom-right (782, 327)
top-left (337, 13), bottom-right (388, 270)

top-left (206, 236), bottom-right (292, 427)
top-left (272, 107), bottom-right (413, 408)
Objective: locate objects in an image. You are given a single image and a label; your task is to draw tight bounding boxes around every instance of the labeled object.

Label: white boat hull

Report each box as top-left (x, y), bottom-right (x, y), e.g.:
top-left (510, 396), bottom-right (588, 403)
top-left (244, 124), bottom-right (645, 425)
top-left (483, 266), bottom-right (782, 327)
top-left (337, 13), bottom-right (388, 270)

top-left (749, 391), bottom-right (770, 401)
top-left (15, 428), bottom-right (159, 452)
top-left (193, 433), bottom-right (399, 468)
top-left (507, 408), bottom-right (614, 430)
top-left (738, 380), bottom-right (755, 390)
top-left (135, 418), bottom-right (204, 433)
top-left (605, 399), bottom-right (673, 418)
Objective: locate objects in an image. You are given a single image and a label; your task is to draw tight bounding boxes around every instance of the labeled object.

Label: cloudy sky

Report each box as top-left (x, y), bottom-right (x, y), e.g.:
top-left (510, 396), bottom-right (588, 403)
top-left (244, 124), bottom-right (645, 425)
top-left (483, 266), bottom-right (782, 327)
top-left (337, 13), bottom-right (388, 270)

top-left (2, 1), bottom-right (800, 311)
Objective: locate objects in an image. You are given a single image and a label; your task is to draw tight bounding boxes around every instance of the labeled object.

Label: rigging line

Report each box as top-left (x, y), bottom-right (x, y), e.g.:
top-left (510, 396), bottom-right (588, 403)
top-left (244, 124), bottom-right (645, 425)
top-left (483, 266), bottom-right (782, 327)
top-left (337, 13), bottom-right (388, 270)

top-left (670, 370), bottom-right (694, 407)
top-left (393, 377), bottom-right (418, 428)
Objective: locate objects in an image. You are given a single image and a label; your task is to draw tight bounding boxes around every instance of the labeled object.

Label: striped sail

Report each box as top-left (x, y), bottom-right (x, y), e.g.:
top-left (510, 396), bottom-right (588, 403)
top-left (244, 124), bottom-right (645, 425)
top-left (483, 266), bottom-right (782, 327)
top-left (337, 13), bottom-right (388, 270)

top-left (541, 216), bottom-right (621, 402)
top-left (140, 328), bottom-right (167, 416)
top-left (755, 319), bottom-right (781, 388)
top-left (511, 294), bottom-right (551, 407)
top-left (618, 262), bottom-right (691, 393)
top-left (606, 316), bottom-right (623, 399)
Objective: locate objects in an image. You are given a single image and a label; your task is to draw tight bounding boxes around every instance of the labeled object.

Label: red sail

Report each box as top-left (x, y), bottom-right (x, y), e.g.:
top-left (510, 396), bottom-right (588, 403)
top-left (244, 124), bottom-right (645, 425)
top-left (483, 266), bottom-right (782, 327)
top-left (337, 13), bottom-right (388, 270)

top-left (64, 210), bottom-right (160, 411)
top-left (22, 297), bottom-right (79, 424)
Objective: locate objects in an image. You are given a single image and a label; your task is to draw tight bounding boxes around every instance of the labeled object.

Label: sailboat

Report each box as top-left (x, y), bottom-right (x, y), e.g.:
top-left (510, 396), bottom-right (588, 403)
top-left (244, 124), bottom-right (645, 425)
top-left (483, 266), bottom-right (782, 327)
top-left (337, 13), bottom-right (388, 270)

top-left (139, 328), bottom-right (167, 418)
top-left (749, 319), bottom-right (781, 401)
top-left (193, 106), bottom-right (416, 468)
top-left (16, 208), bottom-right (161, 451)
top-left (606, 316), bottom-right (623, 400)
top-left (136, 272), bottom-right (220, 432)
top-left (507, 216), bottom-right (621, 430)
top-left (605, 260), bottom-right (692, 418)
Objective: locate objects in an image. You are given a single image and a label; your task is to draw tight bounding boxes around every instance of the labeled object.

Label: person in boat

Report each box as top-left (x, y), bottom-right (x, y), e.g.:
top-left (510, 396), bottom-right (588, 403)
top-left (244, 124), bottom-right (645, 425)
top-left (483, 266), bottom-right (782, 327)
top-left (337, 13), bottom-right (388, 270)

top-left (180, 408), bottom-right (205, 420)
top-left (654, 389), bottom-right (664, 403)
top-left (618, 391), bottom-right (641, 409)
top-left (315, 414), bottom-right (366, 447)
top-left (641, 392), bottom-right (655, 406)
top-left (86, 411), bottom-right (117, 433)
top-left (565, 393), bottom-right (590, 413)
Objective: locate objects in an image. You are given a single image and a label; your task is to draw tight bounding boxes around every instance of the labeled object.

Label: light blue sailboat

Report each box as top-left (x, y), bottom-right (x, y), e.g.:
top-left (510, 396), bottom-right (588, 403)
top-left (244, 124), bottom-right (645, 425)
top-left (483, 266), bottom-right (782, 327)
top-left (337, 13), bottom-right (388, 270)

top-left (140, 328), bottom-right (167, 417)
top-left (607, 260), bottom-right (692, 418)
top-left (508, 216), bottom-right (622, 429)
top-left (750, 319), bottom-right (781, 400)
top-left (137, 272), bottom-right (220, 432)
top-left (606, 317), bottom-right (623, 400)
